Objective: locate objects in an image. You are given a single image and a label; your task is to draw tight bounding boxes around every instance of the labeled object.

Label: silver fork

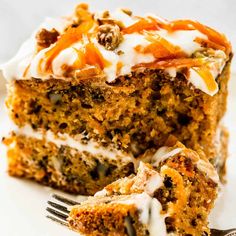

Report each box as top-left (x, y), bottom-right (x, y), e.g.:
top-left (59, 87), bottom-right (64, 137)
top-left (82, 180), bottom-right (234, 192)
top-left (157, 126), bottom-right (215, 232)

top-left (46, 194), bottom-right (236, 236)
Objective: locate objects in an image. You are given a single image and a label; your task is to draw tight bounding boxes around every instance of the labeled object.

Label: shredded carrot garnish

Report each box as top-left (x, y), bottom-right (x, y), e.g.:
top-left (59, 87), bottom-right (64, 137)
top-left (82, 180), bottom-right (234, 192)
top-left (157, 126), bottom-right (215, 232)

top-left (72, 48), bottom-right (86, 69)
top-left (123, 17), bottom-right (231, 56)
top-left (71, 43), bottom-right (111, 71)
top-left (192, 66), bottom-right (218, 93)
top-left (169, 20), bottom-right (231, 55)
top-left (141, 18), bottom-right (231, 55)
top-left (84, 43), bottom-right (111, 69)
top-left (116, 61), bottom-right (123, 75)
top-left (194, 37), bottom-right (226, 52)
top-left (44, 20), bottom-right (94, 71)
top-left (133, 58), bottom-right (205, 70)
top-left (147, 16), bottom-right (172, 31)
top-left (122, 18), bottom-right (159, 34)
top-left (137, 33), bottom-right (186, 59)
top-left (75, 3), bottom-right (91, 22)
top-left (23, 64), bottom-right (30, 78)
top-left (168, 20), bottom-right (195, 31)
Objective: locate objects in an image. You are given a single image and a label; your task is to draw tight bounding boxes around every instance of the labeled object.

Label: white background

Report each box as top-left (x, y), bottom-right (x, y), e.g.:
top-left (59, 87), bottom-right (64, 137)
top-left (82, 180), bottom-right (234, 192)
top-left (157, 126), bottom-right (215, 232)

top-left (0, 1), bottom-right (235, 235)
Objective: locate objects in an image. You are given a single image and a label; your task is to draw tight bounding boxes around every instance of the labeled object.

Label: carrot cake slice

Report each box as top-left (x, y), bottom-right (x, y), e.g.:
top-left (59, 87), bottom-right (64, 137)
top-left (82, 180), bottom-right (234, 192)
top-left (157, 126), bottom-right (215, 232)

top-left (68, 142), bottom-right (218, 235)
top-left (1, 3), bottom-right (231, 194)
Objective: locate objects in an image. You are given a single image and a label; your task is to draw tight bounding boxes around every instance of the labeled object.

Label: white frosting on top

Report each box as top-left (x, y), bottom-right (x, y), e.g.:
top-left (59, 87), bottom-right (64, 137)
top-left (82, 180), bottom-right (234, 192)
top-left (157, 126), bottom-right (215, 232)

top-left (30, 47), bottom-right (48, 79)
top-left (115, 193), bottom-right (167, 236)
top-left (52, 47), bottom-right (78, 77)
top-left (14, 124), bottom-right (137, 164)
top-left (100, 33), bottom-right (155, 82)
top-left (0, 8), bottom-right (229, 97)
top-left (188, 50), bottom-right (226, 96)
top-left (209, 50), bottom-right (227, 78)
top-left (188, 68), bottom-right (218, 96)
top-left (158, 29), bottom-right (206, 56)
top-left (116, 34), bottom-right (155, 78)
top-left (1, 17), bottom-right (71, 81)
top-left (111, 9), bottom-right (137, 27)
top-left (1, 38), bottom-right (35, 80)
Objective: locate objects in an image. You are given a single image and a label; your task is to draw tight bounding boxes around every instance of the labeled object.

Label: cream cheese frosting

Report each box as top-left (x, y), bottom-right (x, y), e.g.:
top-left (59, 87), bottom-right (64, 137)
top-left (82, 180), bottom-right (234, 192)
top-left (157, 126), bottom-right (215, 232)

top-left (0, 6), bottom-right (230, 97)
top-left (114, 193), bottom-right (167, 236)
top-left (1, 17), bottom-right (72, 80)
top-left (13, 124), bottom-right (137, 165)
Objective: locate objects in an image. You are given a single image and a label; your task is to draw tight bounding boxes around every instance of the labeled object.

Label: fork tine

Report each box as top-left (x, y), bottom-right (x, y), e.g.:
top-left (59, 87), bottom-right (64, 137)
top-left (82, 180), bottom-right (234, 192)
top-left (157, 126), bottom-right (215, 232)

top-left (48, 201), bottom-right (70, 214)
top-left (46, 207), bottom-right (68, 221)
top-left (52, 194), bottom-right (79, 206)
top-left (46, 215), bottom-right (69, 227)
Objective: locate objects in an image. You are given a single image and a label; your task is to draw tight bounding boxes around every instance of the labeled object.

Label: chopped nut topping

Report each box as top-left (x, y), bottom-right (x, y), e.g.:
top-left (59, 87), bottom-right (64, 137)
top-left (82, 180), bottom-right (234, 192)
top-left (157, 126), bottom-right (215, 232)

top-left (36, 28), bottom-right (59, 49)
top-left (97, 24), bottom-right (123, 50)
top-left (75, 3), bottom-right (88, 12)
top-left (101, 10), bottom-right (110, 18)
top-left (121, 8), bottom-right (133, 16)
top-left (96, 18), bottom-right (125, 29)
top-left (117, 50), bottom-right (124, 55)
top-left (74, 3), bottom-right (92, 23)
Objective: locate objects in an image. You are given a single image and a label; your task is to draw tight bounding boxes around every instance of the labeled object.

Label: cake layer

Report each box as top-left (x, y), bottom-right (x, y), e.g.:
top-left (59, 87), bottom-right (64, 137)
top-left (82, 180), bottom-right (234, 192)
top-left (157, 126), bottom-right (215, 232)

top-left (3, 126), bottom-right (225, 195)
top-left (3, 131), bottom-right (137, 194)
top-left (3, 120), bottom-right (223, 190)
top-left (69, 193), bottom-right (163, 236)
top-left (6, 58), bottom-right (231, 164)
top-left (68, 142), bottom-right (218, 235)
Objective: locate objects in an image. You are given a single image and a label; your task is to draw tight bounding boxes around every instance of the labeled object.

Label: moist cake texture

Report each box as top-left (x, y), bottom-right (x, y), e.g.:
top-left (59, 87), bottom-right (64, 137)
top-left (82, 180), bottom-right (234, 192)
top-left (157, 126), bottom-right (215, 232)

top-left (68, 141), bottom-right (218, 236)
top-left (1, 3), bottom-right (231, 195)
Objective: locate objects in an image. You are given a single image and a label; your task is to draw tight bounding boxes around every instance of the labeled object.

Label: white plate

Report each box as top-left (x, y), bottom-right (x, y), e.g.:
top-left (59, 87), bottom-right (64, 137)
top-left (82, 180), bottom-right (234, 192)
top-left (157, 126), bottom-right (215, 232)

top-left (0, 77), bottom-right (235, 236)
top-left (1, 1), bottom-right (236, 235)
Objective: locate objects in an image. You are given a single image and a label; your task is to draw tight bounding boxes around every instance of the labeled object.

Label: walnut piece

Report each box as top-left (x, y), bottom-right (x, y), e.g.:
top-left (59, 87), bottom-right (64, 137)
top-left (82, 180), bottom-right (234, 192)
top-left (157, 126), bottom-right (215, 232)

top-left (36, 28), bottom-right (59, 48)
top-left (97, 24), bottom-right (123, 50)
top-left (121, 8), bottom-right (133, 16)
